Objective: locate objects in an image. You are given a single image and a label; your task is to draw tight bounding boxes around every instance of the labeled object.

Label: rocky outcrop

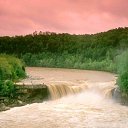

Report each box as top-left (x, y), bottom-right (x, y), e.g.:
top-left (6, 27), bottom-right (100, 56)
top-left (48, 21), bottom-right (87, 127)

top-left (112, 87), bottom-right (128, 105)
top-left (0, 84), bottom-right (49, 111)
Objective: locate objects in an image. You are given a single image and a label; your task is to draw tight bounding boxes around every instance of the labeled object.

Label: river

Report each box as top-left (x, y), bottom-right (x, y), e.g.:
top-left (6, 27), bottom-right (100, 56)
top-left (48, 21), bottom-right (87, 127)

top-left (0, 67), bottom-right (128, 128)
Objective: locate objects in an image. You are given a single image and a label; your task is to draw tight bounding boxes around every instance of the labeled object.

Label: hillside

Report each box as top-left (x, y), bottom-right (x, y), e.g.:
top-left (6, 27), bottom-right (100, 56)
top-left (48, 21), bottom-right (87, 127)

top-left (0, 27), bottom-right (128, 70)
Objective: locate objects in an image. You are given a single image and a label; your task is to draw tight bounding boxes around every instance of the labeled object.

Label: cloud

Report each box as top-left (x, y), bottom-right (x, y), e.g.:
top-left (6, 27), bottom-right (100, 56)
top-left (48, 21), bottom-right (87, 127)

top-left (0, 0), bottom-right (128, 36)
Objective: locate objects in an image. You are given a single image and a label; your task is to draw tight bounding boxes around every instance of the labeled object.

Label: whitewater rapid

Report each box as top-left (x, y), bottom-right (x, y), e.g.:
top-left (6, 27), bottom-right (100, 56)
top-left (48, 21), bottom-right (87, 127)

top-left (0, 67), bottom-right (128, 128)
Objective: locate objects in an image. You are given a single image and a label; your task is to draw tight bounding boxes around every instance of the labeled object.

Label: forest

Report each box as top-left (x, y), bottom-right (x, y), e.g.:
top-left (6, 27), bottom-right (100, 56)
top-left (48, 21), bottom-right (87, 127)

top-left (0, 27), bottom-right (128, 96)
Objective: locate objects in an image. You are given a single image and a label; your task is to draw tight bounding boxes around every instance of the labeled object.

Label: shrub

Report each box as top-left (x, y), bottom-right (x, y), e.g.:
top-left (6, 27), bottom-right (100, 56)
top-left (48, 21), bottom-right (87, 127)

top-left (0, 57), bottom-right (12, 80)
top-left (0, 80), bottom-right (17, 98)
top-left (0, 54), bottom-right (26, 80)
top-left (0, 54), bottom-right (26, 97)
top-left (117, 72), bottom-right (128, 95)
top-left (22, 52), bottom-right (115, 72)
top-left (116, 50), bottom-right (128, 95)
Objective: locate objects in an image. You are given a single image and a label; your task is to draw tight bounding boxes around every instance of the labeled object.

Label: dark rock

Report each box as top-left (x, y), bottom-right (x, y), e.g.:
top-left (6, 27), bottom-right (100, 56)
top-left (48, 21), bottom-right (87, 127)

top-left (112, 87), bottom-right (128, 105)
top-left (0, 103), bottom-right (10, 111)
top-left (17, 100), bottom-right (23, 105)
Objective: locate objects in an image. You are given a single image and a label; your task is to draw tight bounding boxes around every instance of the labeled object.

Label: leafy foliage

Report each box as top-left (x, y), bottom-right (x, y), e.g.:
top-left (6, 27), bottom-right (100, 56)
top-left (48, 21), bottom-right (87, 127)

top-left (0, 55), bottom-right (26, 97)
top-left (116, 50), bottom-right (128, 95)
top-left (0, 27), bottom-right (128, 56)
top-left (0, 80), bottom-right (17, 97)
top-left (22, 52), bottom-right (115, 72)
top-left (0, 55), bottom-right (26, 80)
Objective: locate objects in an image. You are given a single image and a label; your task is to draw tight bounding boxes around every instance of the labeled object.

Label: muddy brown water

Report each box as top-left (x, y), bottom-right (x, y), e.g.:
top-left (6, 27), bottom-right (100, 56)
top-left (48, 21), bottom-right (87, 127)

top-left (0, 67), bottom-right (128, 128)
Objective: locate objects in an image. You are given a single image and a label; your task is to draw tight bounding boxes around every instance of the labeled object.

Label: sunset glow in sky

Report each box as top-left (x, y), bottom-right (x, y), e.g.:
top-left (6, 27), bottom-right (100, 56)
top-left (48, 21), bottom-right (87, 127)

top-left (0, 0), bottom-right (128, 36)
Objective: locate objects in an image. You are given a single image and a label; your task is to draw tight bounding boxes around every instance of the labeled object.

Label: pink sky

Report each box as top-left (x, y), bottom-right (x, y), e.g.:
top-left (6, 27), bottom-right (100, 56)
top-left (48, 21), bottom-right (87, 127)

top-left (0, 0), bottom-right (128, 36)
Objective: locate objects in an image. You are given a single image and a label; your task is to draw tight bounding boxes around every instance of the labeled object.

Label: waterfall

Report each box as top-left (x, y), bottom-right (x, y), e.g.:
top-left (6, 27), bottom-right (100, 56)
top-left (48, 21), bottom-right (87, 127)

top-left (47, 82), bottom-right (87, 100)
top-left (47, 81), bottom-right (115, 100)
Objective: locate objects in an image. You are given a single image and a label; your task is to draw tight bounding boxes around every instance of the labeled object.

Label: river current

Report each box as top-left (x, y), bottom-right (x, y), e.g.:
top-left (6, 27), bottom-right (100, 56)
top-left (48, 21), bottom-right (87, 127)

top-left (0, 67), bottom-right (128, 128)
